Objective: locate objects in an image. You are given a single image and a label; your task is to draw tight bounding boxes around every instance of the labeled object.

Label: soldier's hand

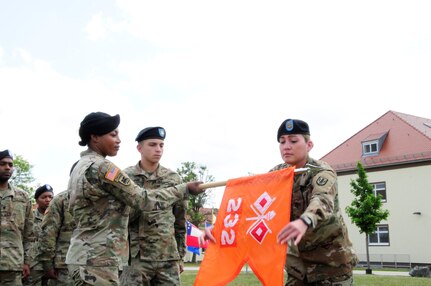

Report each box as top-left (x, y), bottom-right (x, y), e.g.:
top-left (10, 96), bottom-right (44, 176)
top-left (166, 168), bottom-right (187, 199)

top-left (186, 181), bottom-right (204, 195)
top-left (202, 225), bottom-right (216, 244)
top-left (22, 264), bottom-right (30, 278)
top-left (277, 219), bottom-right (308, 246)
top-left (45, 268), bottom-right (58, 279)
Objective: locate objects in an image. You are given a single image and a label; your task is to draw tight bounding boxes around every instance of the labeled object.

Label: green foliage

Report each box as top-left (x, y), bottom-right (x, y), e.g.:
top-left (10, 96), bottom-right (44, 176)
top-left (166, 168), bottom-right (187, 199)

top-left (345, 161), bottom-right (389, 234)
top-left (10, 154), bottom-right (36, 199)
top-left (177, 161), bottom-right (215, 227)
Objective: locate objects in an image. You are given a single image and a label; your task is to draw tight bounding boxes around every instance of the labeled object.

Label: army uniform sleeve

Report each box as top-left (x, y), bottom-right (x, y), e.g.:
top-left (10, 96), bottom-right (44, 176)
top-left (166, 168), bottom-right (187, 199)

top-left (169, 173), bottom-right (187, 259)
top-left (173, 202), bottom-right (187, 259)
top-left (93, 161), bottom-right (188, 211)
top-left (302, 169), bottom-right (337, 227)
top-left (23, 196), bottom-right (35, 266)
top-left (37, 195), bottom-right (63, 271)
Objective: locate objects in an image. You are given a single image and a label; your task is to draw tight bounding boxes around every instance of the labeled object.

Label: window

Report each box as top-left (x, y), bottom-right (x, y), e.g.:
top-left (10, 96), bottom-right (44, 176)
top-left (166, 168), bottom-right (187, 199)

top-left (362, 140), bottom-right (379, 156)
top-left (361, 131), bottom-right (388, 157)
top-left (372, 182), bottom-right (387, 202)
top-left (369, 225), bottom-right (390, 246)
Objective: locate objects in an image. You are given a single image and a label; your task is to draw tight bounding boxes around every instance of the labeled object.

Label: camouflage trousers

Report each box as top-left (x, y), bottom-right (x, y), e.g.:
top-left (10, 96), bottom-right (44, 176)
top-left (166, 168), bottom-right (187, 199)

top-left (47, 269), bottom-right (71, 286)
top-left (68, 265), bottom-right (119, 286)
top-left (119, 259), bottom-right (180, 286)
top-left (285, 273), bottom-right (353, 286)
top-left (0, 271), bottom-right (23, 286)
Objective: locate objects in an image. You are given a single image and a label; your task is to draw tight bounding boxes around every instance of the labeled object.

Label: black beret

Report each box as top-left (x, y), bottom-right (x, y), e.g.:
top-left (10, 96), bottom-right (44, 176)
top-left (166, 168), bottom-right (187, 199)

top-left (35, 184), bottom-right (53, 199)
top-left (0, 149), bottom-right (13, 161)
top-left (78, 112), bottom-right (120, 146)
top-left (135, 127), bottom-right (166, 142)
top-left (277, 119), bottom-right (310, 141)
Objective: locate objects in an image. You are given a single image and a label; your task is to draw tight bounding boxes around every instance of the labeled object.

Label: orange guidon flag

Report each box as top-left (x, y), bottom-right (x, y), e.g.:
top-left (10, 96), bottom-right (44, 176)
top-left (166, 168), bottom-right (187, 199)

top-left (194, 167), bottom-right (294, 286)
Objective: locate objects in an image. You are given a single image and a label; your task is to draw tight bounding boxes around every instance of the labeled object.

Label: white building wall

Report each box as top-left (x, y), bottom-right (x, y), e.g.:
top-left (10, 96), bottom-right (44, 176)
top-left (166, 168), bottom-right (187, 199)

top-left (337, 165), bottom-right (431, 265)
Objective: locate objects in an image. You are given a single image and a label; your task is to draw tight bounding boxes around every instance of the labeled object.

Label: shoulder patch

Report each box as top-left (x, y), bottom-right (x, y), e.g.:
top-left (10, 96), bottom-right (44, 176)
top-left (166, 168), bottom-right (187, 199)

top-left (316, 176), bottom-right (328, 186)
top-left (115, 173), bottom-right (131, 186)
top-left (105, 164), bottom-right (120, 181)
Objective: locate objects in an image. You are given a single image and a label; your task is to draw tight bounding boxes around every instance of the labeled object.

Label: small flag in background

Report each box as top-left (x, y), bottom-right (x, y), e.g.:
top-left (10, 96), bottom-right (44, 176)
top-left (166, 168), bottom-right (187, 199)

top-left (186, 220), bottom-right (205, 254)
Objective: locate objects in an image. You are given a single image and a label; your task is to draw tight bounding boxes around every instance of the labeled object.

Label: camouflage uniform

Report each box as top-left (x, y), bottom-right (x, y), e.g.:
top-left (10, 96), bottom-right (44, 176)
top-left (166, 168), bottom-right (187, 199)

top-left (37, 190), bottom-right (75, 286)
top-left (23, 209), bottom-right (47, 286)
top-left (0, 184), bottom-right (35, 286)
top-left (120, 162), bottom-right (186, 286)
top-left (66, 149), bottom-right (188, 286)
top-left (270, 158), bottom-right (357, 286)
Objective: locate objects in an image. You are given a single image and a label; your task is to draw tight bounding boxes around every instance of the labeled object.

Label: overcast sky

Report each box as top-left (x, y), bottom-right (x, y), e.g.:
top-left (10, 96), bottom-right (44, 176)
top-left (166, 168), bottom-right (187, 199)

top-left (1, 0), bottom-right (430, 207)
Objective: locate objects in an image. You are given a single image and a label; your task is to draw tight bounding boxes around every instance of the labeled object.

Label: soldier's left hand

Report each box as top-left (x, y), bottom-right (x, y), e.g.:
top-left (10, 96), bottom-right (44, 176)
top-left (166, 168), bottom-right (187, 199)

top-left (277, 219), bottom-right (308, 245)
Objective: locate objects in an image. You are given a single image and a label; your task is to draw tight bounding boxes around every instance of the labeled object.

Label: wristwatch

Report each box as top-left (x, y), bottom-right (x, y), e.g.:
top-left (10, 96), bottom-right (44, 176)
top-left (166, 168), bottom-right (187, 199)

top-left (300, 215), bottom-right (313, 228)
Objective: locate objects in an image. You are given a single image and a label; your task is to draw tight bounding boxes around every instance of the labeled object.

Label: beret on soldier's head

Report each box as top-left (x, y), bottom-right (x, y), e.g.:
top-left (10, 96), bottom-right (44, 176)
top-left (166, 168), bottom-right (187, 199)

top-left (135, 126), bottom-right (166, 142)
top-left (34, 184), bottom-right (53, 199)
top-left (78, 112), bottom-right (120, 146)
top-left (277, 119), bottom-right (310, 142)
top-left (0, 149), bottom-right (13, 161)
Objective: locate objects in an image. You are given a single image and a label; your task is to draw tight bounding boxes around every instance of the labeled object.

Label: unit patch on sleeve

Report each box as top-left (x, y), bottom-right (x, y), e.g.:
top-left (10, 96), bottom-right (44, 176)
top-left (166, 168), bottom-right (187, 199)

top-left (316, 176), bottom-right (328, 186)
top-left (115, 173), bottom-right (131, 186)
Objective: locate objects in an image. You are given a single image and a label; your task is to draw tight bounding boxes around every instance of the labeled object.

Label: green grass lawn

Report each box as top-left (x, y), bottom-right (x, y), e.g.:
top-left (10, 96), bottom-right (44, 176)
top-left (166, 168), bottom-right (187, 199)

top-left (181, 270), bottom-right (431, 286)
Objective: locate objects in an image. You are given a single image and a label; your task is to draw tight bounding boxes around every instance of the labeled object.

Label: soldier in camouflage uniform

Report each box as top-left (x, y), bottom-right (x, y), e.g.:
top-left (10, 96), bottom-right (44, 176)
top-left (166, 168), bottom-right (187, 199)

top-left (24, 184), bottom-right (54, 286)
top-left (0, 149), bottom-right (35, 286)
top-left (66, 112), bottom-right (203, 286)
top-left (37, 190), bottom-right (75, 286)
top-left (120, 127), bottom-right (187, 286)
top-left (273, 119), bottom-right (358, 286)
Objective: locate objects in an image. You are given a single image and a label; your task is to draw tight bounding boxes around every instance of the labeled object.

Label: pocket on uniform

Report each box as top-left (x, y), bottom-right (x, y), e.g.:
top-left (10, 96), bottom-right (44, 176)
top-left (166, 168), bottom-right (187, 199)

top-left (79, 266), bottom-right (119, 286)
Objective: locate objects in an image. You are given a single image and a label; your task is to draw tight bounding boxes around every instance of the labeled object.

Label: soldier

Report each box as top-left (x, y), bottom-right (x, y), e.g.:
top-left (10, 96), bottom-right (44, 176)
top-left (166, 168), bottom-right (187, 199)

top-left (37, 189), bottom-right (75, 286)
top-left (120, 126), bottom-right (187, 286)
top-left (0, 149), bottom-right (35, 286)
top-left (24, 184), bottom-right (54, 286)
top-left (273, 119), bottom-right (358, 286)
top-left (66, 112), bottom-right (204, 286)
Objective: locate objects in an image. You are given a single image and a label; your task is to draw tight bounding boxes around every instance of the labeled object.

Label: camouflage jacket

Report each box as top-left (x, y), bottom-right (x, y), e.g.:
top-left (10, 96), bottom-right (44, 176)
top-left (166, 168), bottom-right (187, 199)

top-left (65, 149), bottom-right (187, 269)
top-left (0, 184), bottom-right (35, 271)
top-left (37, 190), bottom-right (75, 270)
top-left (28, 208), bottom-right (45, 268)
top-left (124, 162), bottom-right (186, 262)
top-left (270, 157), bottom-right (358, 282)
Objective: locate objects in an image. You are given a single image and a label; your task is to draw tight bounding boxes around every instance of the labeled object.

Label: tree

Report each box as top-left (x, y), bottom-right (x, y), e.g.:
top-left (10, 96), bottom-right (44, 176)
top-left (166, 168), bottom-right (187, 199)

top-left (345, 161), bottom-right (389, 274)
top-left (177, 161), bottom-right (215, 226)
top-left (11, 154), bottom-right (36, 200)
top-left (177, 161), bottom-right (215, 262)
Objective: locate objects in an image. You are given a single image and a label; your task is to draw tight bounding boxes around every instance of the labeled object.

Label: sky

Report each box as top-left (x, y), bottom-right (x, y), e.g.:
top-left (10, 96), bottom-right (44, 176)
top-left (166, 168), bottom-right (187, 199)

top-left (1, 0), bottom-right (430, 207)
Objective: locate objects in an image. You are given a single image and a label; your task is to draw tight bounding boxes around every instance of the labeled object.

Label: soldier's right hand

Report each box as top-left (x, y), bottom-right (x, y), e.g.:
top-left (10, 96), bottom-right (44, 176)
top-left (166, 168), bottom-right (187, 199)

top-left (45, 268), bottom-right (58, 279)
top-left (186, 181), bottom-right (204, 195)
top-left (22, 264), bottom-right (30, 278)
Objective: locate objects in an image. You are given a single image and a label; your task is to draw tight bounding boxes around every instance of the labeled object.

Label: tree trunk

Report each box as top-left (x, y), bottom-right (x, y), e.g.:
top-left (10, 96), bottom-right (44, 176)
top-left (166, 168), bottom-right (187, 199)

top-left (365, 234), bottom-right (372, 274)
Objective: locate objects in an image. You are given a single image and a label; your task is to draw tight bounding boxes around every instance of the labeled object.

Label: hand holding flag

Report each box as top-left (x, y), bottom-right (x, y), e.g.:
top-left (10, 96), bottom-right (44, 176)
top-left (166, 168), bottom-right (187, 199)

top-left (186, 221), bottom-right (209, 255)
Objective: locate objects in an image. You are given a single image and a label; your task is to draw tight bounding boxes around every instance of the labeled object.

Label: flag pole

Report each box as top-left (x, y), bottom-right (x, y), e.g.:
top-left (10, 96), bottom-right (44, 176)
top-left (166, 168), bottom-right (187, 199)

top-left (198, 167), bottom-right (309, 190)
